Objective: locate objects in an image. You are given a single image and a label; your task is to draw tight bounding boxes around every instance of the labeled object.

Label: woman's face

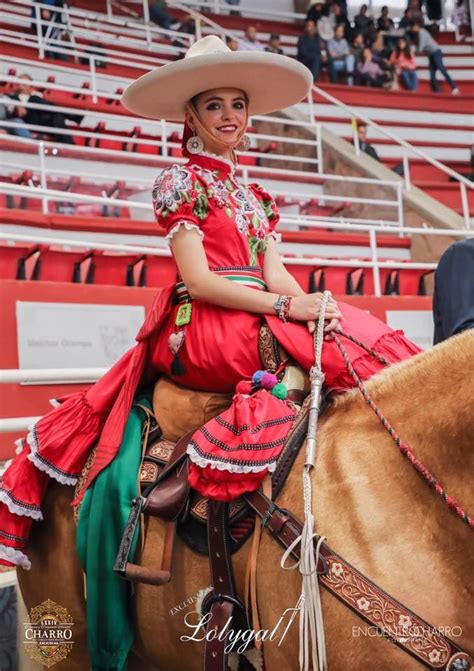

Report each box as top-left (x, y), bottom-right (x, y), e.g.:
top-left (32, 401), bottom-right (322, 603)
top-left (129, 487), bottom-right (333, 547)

top-left (187, 87), bottom-right (248, 153)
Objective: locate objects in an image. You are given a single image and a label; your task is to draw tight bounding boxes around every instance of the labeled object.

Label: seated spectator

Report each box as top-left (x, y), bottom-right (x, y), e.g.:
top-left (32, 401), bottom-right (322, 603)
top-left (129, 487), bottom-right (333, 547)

top-left (400, 7), bottom-right (423, 28)
top-left (354, 4), bottom-right (372, 37)
top-left (355, 122), bottom-right (380, 160)
top-left (350, 33), bottom-right (365, 62)
top-left (0, 100), bottom-right (33, 139)
top-left (297, 19), bottom-right (323, 81)
top-left (327, 24), bottom-right (355, 86)
top-left (8, 74), bottom-right (81, 144)
top-left (172, 16), bottom-right (196, 57)
top-left (408, 19), bottom-right (459, 94)
top-left (306, 2), bottom-right (326, 24)
top-left (377, 5), bottom-right (395, 30)
top-left (148, 0), bottom-right (173, 30)
top-left (371, 31), bottom-right (394, 73)
top-left (390, 37), bottom-right (418, 91)
top-left (265, 34), bottom-right (284, 55)
top-left (225, 35), bottom-right (239, 52)
top-left (238, 26), bottom-right (265, 52)
top-left (357, 47), bottom-right (392, 87)
top-left (329, 2), bottom-right (351, 34)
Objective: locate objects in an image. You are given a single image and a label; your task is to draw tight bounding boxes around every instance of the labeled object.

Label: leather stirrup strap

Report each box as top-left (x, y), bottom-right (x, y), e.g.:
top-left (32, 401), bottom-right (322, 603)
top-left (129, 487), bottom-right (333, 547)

top-left (204, 501), bottom-right (241, 671)
top-left (244, 475), bottom-right (272, 648)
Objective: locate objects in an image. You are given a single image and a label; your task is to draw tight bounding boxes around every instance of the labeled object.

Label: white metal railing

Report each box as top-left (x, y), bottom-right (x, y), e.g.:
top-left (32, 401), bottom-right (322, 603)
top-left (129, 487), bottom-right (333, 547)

top-left (0, 161), bottom-right (404, 227)
top-left (1, 221), bottom-right (473, 301)
top-left (311, 85), bottom-right (474, 228)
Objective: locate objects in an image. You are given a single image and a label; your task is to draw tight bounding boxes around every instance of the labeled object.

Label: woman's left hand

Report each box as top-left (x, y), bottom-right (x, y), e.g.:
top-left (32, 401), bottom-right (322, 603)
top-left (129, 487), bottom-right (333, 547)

top-left (307, 316), bottom-right (341, 335)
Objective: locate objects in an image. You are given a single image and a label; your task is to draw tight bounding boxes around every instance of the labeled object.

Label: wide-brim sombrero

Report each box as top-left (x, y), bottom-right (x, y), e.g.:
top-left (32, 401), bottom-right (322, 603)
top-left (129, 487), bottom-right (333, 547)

top-left (121, 35), bottom-right (313, 121)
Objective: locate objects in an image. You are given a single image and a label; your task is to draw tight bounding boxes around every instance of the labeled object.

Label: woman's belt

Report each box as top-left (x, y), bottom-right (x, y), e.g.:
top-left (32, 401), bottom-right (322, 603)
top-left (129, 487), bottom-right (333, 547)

top-left (174, 266), bottom-right (267, 304)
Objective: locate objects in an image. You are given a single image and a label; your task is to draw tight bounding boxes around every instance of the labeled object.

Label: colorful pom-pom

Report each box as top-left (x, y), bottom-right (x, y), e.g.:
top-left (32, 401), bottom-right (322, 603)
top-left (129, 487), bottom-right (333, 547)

top-left (251, 370), bottom-right (266, 386)
top-left (261, 372), bottom-right (278, 390)
top-left (271, 383), bottom-right (288, 400)
top-left (236, 380), bottom-right (253, 395)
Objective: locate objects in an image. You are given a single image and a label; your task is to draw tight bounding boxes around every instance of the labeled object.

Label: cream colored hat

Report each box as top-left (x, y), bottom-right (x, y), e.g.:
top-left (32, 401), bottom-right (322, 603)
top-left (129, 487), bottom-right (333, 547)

top-left (121, 35), bottom-right (312, 121)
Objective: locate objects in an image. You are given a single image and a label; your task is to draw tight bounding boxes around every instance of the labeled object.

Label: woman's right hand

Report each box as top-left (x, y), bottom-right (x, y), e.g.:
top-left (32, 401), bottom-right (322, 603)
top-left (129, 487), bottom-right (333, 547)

top-left (289, 293), bottom-right (342, 323)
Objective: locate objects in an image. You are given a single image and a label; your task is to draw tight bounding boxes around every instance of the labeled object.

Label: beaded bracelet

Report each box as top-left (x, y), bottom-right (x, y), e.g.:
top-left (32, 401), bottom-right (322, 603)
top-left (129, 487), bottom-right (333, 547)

top-left (274, 295), bottom-right (292, 323)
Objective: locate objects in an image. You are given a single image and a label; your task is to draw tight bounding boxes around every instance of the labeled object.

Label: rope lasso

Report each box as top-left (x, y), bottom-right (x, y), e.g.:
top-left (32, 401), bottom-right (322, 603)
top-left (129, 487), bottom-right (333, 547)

top-left (281, 291), bottom-right (331, 671)
top-left (331, 329), bottom-right (473, 530)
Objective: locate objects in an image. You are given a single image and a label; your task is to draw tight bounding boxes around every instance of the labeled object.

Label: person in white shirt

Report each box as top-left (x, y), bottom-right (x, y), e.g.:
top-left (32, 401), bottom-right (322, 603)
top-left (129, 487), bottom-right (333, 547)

top-left (238, 26), bottom-right (265, 52)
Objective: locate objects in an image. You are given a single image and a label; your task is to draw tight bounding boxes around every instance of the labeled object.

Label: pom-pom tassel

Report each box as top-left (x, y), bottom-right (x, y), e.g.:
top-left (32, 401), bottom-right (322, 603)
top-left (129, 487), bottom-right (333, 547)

top-left (170, 354), bottom-right (186, 376)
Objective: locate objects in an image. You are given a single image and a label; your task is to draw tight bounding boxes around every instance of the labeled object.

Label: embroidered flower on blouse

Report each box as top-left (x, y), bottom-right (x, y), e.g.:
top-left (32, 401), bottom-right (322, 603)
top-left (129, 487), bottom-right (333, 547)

top-left (153, 166), bottom-right (193, 216)
top-left (209, 180), bottom-right (230, 208)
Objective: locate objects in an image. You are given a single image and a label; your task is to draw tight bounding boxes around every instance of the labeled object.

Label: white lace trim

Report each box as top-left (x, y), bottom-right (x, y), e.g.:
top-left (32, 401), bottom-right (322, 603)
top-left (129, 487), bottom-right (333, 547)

top-left (187, 444), bottom-right (276, 474)
top-left (268, 231), bottom-right (282, 243)
top-left (49, 398), bottom-right (60, 408)
top-left (0, 543), bottom-right (31, 570)
top-left (165, 220), bottom-right (204, 243)
top-left (193, 150), bottom-right (236, 172)
top-left (0, 489), bottom-right (43, 520)
top-left (26, 428), bottom-right (78, 486)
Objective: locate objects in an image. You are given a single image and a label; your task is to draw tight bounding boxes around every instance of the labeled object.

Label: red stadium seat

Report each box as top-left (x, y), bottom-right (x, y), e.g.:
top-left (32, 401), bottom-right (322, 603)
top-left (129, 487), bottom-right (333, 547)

top-left (0, 243), bottom-right (41, 280)
top-left (85, 252), bottom-right (146, 286)
top-left (142, 255), bottom-right (178, 288)
top-left (392, 267), bottom-right (434, 296)
top-left (34, 248), bottom-right (93, 283)
top-left (310, 265), bottom-right (364, 295)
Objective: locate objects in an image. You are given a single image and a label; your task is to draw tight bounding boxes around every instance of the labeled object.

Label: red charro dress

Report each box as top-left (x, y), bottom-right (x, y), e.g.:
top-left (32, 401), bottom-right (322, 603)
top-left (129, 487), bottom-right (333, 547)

top-left (0, 153), bottom-right (421, 568)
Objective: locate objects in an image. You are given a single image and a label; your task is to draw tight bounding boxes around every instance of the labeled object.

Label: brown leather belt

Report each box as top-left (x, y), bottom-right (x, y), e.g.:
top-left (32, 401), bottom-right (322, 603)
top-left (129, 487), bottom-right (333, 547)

top-left (244, 488), bottom-right (472, 671)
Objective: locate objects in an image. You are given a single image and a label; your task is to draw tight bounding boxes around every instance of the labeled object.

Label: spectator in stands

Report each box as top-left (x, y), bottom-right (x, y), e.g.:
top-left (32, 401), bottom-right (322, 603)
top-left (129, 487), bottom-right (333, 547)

top-left (329, 2), bottom-right (351, 35)
top-left (355, 122), bottom-right (380, 160)
top-left (408, 20), bottom-right (460, 95)
top-left (371, 31), bottom-right (395, 78)
top-left (0, 101), bottom-right (33, 139)
top-left (31, 0), bottom-right (68, 60)
top-left (357, 47), bottom-right (392, 87)
top-left (226, 35), bottom-right (240, 52)
top-left (453, 0), bottom-right (471, 38)
top-left (356, 122), bottom-right (406, 175)
top-left (350, 33), bottom-right (365, 63)
top-left (238, 26), bottom-right (265, 52)
top-left (390, 36), bottom-right (418, 91)
top-left (399, 8), bottom-right (422, 29)
top-left (377, 5), bottom-right (395, 31)
top-left (327, 24), bottom-right (355, 86)
top-left (172, 16), bottom-right (196, 57)
top-left (9, 74), bottom-right (80, 144)
top-left (306, 2), bottom-right (326, 24)
top-left (148, 0), bottom-right (173, 30)
top-left (297, 19), bottom-right (323, 81)
top-left (354, 4), bottom-right (372, 38)
top-left (265, 34), bottom-right (284, 55)
top-left (433, 239), bottom-right (474, 344)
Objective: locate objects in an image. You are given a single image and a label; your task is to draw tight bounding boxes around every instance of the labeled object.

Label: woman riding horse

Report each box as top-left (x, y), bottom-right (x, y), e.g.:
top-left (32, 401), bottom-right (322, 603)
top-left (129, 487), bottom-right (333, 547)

top-left (0, 36), bottom-right (420, 569)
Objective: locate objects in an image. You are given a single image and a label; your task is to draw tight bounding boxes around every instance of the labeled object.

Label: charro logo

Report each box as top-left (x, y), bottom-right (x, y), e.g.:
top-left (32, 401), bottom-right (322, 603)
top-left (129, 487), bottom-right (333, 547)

top-left (23, 599), bottom-right (74, 668)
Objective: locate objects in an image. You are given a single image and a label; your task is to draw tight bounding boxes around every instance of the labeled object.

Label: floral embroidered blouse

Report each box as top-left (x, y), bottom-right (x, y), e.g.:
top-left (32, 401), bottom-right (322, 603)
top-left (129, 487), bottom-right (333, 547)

top-left (152, 152), bottom-right (281, 267)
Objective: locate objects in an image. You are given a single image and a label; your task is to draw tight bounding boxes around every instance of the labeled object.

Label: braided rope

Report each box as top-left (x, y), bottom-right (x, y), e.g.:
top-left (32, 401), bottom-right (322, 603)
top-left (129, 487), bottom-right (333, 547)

top-left (331, 331), bottom-right (474, 530)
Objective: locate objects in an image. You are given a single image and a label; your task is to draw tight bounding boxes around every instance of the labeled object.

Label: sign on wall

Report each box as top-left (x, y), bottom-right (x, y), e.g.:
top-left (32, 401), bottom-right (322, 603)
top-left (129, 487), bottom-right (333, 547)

top-left (16, 302), bottom-right (145, 369)
top-left (386, 310), bottom-right (434, 350)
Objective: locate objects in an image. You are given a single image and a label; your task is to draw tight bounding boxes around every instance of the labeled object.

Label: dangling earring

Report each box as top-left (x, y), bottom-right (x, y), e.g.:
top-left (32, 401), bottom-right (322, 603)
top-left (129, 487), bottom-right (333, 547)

top-left (237, 134), bottom-right (251, 152)
top-left (186, 131), bottom-right (204, 154)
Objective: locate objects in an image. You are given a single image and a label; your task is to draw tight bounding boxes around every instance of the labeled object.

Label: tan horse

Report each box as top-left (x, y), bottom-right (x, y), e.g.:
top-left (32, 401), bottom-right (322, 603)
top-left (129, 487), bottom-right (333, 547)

top-left (17, 331), bottom-right (474, 670)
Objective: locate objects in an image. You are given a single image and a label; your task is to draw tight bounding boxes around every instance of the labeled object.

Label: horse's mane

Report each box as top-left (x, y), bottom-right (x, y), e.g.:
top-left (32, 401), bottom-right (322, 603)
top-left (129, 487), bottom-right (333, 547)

top-left (329, 330), bottom-right (473, 411)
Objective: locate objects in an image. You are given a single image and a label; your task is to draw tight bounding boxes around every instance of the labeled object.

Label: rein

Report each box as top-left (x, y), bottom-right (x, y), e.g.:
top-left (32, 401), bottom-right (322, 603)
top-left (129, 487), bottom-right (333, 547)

top-left (331, 328), bottom-right (474, 530)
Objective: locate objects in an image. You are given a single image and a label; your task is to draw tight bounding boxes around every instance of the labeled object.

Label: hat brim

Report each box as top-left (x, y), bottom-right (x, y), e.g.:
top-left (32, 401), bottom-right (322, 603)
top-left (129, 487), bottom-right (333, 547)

top-left (121, 51), bottom-right (313, 121)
